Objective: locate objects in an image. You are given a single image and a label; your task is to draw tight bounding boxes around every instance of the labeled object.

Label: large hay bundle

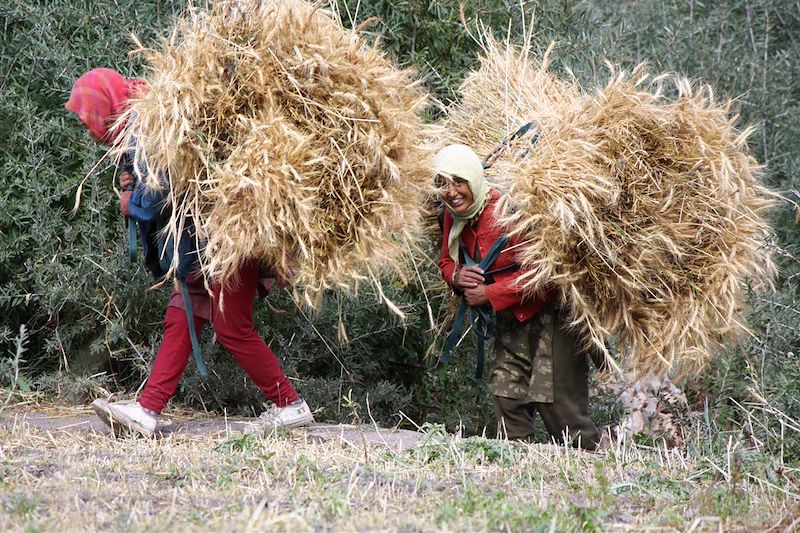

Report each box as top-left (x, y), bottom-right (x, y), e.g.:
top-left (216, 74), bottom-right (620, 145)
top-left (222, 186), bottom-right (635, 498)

top-left (120, 0), bottom-right (434, 308)
top-left (443, 39), bottom-right (776, 376)
top-left (441, 39), bottom-right (577, 192)
top-left (442, 42), bottom-right (573, 149)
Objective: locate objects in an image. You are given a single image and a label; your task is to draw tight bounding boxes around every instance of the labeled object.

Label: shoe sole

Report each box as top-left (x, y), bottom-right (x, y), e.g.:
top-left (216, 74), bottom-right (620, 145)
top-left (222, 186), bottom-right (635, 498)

top-left (91, 399), bottom-right (155, 438)
top-left (282, 414), bottom-right (315, 429)
top-left (260, 414), bottom-right (315, 431)
top-left (91, 399), bottom-right (124, 437)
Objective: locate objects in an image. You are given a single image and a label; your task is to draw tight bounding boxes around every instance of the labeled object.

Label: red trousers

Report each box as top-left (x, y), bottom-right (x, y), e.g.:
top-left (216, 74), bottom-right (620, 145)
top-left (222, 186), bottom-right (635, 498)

top-left (138, 263), bottom-right (299, 414)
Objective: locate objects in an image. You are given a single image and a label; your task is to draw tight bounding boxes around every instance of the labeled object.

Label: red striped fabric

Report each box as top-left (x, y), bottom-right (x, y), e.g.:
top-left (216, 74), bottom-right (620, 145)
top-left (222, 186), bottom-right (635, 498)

top-left (65, 68), bottom-right (145, 146)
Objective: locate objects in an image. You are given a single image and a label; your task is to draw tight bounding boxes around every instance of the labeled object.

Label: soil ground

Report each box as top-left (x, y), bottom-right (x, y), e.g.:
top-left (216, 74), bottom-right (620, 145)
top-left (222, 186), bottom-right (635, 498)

top-left (0, 406), bottom-right (423, 451)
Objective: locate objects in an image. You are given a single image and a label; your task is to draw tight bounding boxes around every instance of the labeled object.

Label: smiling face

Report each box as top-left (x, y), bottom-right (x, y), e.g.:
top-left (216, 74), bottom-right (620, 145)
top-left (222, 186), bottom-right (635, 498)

top-left (437, 174), bottom-right (475, 216)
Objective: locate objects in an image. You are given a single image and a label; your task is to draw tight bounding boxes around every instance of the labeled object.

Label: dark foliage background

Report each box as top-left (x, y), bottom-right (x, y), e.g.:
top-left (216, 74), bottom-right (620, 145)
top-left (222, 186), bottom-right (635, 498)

top-left (1, 0), bottom-right (798, 455)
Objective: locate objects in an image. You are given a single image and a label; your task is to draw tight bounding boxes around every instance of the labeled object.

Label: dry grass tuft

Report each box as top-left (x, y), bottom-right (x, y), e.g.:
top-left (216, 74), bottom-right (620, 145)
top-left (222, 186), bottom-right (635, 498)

top-left (442, 34), bottom-right (777, 377)
top-left (118, 0), bottom-right (437, 309)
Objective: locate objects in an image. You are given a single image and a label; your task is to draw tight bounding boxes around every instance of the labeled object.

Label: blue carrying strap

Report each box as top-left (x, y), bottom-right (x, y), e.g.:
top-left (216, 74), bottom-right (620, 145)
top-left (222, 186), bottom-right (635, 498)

top-left (481, 122), bottom-right (538, 170)
top-left (440, 234), bottom-right (510, 379)
top-left (123, 173), bottom-right (136, 263)
top-left (179, 278), bottom-right (209, 380)
top-left (121, 154), bottom-right (138, 263)
top-left (127, 216), bottom-right (137, 263)
top-left (171, 219), bottom-right (208, 380)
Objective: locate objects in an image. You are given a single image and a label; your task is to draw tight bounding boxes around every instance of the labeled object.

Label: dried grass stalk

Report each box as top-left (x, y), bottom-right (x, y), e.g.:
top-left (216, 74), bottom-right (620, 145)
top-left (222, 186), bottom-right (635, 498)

top-left (443, 36), bottom-right (776, 377)
top-left (118, 0), bottom-right (436, 309)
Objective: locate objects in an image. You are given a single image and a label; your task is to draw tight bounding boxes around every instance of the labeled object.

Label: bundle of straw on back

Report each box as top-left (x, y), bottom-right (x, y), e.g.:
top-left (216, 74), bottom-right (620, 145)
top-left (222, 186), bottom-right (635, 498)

top-left (119, 0), bottom-right (433, 308)
top-left (441, 39), bottom-right (577, 192)
top-left (443, 39), bottom-right (776, 376)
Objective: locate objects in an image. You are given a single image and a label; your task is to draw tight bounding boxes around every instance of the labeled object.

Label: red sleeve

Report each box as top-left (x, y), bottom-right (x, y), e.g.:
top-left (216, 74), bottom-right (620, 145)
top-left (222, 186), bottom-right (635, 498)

top-left (485, 269), bottom-right (526, 311)
top-left (484, 235), bottom-right (527, 312)
top-left (438, 211), bottom-right (458, 289)
top-left (486, 274), bottom-right (523, 311)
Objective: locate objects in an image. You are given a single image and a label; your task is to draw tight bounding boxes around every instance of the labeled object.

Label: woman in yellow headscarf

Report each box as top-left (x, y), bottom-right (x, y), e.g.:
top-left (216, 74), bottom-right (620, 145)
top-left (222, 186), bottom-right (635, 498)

top-left (434, 144), bottom-right (601, 449)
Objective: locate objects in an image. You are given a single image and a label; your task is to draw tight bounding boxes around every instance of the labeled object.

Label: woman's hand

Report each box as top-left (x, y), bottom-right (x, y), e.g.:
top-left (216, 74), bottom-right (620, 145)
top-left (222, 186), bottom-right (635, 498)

top-left (454, 265), bottom-right (484, 289)
top-left (463, 284), bottom-right (490, 307)
top-left (119, 170), bottom-right (134, 190)
top-left (120, 191), bottom-right (132, 217)
top-left (119, 170), bottom-right (134, 217)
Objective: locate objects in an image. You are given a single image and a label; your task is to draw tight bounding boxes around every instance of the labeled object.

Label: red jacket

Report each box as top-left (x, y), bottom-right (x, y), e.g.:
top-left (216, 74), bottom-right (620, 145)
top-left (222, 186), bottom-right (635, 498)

top-left (438, 190), bottom-right (555, 323)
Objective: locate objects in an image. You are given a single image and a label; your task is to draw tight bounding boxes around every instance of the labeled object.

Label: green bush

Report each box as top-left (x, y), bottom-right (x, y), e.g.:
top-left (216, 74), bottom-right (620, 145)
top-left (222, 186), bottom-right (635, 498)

top-left (0, 0), bottom-right (183, 377)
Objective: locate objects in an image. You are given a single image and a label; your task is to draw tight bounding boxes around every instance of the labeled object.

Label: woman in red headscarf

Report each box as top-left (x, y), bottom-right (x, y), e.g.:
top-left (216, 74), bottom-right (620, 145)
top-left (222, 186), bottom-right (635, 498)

top-left (65, 67), bottom-right (146, 216)
top-left (67, 68), bottom-right (314, 437)
top-left (65, 67), bottom-right (144, 145)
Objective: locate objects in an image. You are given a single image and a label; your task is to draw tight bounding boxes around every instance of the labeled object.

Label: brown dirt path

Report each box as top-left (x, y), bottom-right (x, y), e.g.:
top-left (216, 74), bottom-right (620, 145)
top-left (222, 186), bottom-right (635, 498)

top-left (0, 406), bottom-right (424, 451)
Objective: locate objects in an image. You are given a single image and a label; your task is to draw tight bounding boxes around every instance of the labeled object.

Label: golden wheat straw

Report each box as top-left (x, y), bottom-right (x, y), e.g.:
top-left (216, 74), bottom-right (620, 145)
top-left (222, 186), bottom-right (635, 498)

top-left (116, 0), bottom-right (439, 309)
top-left (442, 33), bottom-right (776, 377)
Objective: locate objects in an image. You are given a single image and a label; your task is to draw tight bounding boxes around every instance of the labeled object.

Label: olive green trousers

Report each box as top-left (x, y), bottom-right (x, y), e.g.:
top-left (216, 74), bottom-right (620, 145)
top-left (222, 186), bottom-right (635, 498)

top-left (491, 306), bottom-right (601, 450)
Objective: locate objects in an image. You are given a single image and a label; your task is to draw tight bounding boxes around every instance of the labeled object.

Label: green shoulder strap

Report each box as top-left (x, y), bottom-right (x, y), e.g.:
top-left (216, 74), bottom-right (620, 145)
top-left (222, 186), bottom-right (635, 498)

top-left (179, 279), bottom-right (209, 380)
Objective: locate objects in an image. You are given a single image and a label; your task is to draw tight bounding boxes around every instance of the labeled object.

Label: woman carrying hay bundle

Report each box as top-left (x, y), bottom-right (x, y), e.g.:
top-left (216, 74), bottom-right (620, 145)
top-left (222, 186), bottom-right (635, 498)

top-left (67, 68), bottom-right (314, 437)
top-left (434, 144), bottom-right (601, 450)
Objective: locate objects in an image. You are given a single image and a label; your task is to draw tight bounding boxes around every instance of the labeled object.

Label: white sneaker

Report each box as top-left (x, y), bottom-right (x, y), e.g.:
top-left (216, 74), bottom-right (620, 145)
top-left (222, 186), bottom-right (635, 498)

top-left (258, 399), bottom-right (314, 429)
top-left (91, 399), bottom-right (158, 438)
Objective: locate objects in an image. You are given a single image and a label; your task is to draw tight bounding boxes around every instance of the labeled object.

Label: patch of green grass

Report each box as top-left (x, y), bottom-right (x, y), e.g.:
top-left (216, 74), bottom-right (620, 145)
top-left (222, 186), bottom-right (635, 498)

top-left (460, 436), bottom-right (523, 466)
top-left (434, 486), bottom-right (612, 532)
top-left (21, 523), bottom-right (44, 533)
top-left (434, 486), bottom-right (508, 526)
top-left (585, 460), bottom-right (613, 506)
top-left (565, 501), bottom-right (607, 533)
top-left (213, 432), bottom-right (261, 453)
top-left (697, 484), bottom-right (752, 519)
top-left (6, 494), bottom-right (43, 517)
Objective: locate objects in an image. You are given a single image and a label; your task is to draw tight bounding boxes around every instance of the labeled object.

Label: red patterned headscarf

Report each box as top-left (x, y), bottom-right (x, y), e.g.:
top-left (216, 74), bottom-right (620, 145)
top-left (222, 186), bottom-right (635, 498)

top-left (65, 68), bottom-right (146, 146)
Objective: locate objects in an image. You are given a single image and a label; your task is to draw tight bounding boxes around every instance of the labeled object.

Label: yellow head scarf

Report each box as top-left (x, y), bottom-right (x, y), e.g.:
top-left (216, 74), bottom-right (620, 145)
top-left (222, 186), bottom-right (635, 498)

top-left (433, 144), bottom-right (490, 264)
